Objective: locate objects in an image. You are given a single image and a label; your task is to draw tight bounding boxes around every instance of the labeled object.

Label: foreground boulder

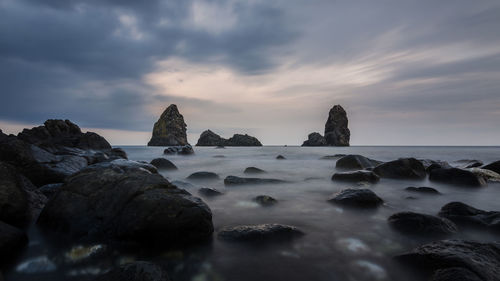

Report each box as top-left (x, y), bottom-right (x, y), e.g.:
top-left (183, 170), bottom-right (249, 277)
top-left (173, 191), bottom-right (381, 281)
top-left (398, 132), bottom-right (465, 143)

top-left (335, 155), bottom-right (381, 170)
top-left (96, 261), bottom-right (170, 281)
top-left (438, 202), bottom-right (500, 232)
top-left (148, 104), bottom-right (188, 146)
top-left (483, 160), bottom-right (500, 174)
top-left (395, 240), bottom-right (500, 281)
top-left (373, 158), bottom-right (426, 179)
top-left (324, 105), bottom-right (350, 146)
top-left (37, 162), bottom-right (213, 244)
top-left (224, 176), bottom-right (285, 186)
top-left (429, 168), bottom-right (486, 187)
top-left (388, 212), bottom-right (457, 236)
top-left (0, 221), bottom-right (28, 263)
top-left (150, 158), bottom-right (177, 170)
top-left (196, 130), bottom-right (225, 146)
top-left (331, 171), bottom-right (379, 183)
top-left (301, 132), bottom-right (327, 146)
top-left (328, 189), bottom-right (383, 208)
top-left (218, 224), bottom-right (303, 242)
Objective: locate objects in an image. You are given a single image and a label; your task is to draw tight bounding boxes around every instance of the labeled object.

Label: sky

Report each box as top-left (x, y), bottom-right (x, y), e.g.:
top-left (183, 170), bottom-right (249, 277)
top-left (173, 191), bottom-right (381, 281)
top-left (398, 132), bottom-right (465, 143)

top-left (1, 0), bottom-right (499, 145)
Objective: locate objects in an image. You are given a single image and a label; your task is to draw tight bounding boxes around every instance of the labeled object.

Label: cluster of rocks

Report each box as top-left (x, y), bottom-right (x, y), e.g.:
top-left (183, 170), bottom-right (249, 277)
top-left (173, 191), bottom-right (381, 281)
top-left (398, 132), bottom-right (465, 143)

top-left (196, 130), bottom-right (262, 146)
top-left (302, 105), bottom-right (350, 146)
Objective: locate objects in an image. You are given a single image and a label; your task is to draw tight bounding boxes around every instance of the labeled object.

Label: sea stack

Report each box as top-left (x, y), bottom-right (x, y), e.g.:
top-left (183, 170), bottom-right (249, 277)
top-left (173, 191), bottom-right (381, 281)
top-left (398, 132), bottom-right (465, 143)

top-left (148, 104), bottom-right (188, 146)
top-left (196, 130), bottom-right (262, 146)
top-left (324, 105), bottom-right (350, 146)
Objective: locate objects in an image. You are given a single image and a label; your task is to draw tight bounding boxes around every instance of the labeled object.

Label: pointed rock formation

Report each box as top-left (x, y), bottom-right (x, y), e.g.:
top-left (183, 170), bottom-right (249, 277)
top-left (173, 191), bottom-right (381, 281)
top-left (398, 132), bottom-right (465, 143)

top-left (324, 105), bottom-right (350, 146)
top-left (148, 104), bottom-right (188, 146)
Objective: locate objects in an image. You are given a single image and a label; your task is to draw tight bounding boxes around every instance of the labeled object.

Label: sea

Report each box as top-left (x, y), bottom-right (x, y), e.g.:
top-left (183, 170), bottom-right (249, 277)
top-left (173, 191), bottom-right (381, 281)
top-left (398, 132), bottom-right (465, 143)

top-left (4, 145), bottom-right (500, 281)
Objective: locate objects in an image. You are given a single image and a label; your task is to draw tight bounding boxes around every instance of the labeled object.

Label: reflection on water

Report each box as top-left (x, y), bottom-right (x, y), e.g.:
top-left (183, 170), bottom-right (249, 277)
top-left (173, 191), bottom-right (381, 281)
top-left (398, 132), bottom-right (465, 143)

top-left (5, 146), bottom-right (500, 281)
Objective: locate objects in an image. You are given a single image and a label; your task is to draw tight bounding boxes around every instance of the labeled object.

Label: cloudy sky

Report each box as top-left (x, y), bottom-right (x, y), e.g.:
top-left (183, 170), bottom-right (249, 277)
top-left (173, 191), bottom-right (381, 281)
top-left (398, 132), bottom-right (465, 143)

top-left (1, 0), bottom-right (499, 145)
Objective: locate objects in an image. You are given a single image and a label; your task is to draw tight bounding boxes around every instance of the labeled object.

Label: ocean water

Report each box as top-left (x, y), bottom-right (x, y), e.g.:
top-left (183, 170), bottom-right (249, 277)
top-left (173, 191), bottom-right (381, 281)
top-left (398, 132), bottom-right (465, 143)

top-left (5, 146), bottom-right (500, 281)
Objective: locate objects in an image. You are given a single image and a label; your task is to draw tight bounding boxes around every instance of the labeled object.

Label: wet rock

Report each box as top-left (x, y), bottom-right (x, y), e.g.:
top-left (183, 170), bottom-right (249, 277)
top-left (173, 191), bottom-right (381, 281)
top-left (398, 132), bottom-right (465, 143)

top-left (373, 158), bottom-right (426, 179)
top-left (438, 202), bottom-right (500, 232)
top-left (335, 155), bottom-right (382, 170)
top-left (429, 168), bottom-right (486, 187)
top-left (224, 176), bottom-right (286, 186)
top-left (331, 171), bottom-right (380, 183)
top-left (163, 145), bottom-right (194, 155)
top-left (469, 168), bottom-right (500, 182)
top-left (419, 159), bottom-right (452, 172)
top-left (95, 261), bottom-right (170, 281)
top-left (328, 189), bottom-right (383, 208)
top-left (110, 148), bottom-right (128, 160)
top-left (218, 224), bottom-right (303, 242)
top-left (301, 132), bottom-right (327, 146)
top-left (254, 195), bottom-right (277, 206)
top-left (395, 240), bottom-right (500, 281)
top-left (148, 104), bottom-right (188, 146)
top-left (150, 158), bottom-right (177, 170)
top-left (456, 159), bottom-right (483, 169)
top-left (224, 134), bottom-right (262, 146)
top-left (405, 186), bottom-right (441, 194)
top-left (244, 167), bottom-right (266, 174)
top-left (187, 172), bottom-right (219, 180)
top-left (324, 105), bottom-right (350, 146)
top-left (37, 162), bottom-right (213, 244)
top-left (430, 267), bottom-right (482, 281)
top-left (196, 130), bottom-right (225, 146)
top-left (483, 160), bottom-right (500, 174)
top-left (15, 256), bottom-right (57, 274)
top-left (0, 221), bottom-right (28, 263)
top-left (93, 159), bottom-right (158, 174)
top-left (388, 212), bottom-right (458, 236)
top-left (198, 187), bottom-right (224, 197)
top-left (38, 183), bottom-right (64, 198)
top-left (276, 155), bottom-right (286, 160)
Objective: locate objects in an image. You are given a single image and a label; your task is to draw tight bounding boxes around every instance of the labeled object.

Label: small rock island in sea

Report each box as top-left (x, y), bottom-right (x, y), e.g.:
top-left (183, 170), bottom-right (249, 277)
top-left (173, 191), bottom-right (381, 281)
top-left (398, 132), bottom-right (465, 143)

top-left (196, 130), bottom-right (262, 146)
top-left (302, 104), bottom-right (350, 146)
top-left (148, 104), bottom-right (189, 146)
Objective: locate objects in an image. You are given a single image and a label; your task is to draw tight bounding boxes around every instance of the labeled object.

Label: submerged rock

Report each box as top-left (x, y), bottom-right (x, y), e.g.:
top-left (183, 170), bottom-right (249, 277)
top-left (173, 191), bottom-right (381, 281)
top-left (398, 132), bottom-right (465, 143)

top-left (328, 189), bottom-right (383, 208)
top-left (483, 160), bottom-right (500, 174)
top-left (429, 168), bottom-right (486, 187)
top-left (218, 224), bottom-right (303, 242)
top-left (276, 155), bottom-right (286, 160)
top-left (438, 202), bottom-right (500, 232)
top-left (395, 240), bottom-right (500, 281)
top-left (254, 195), bottom-right (278, 206)
top-left (187, 172), bottom-right (220, 180)
top-left (301, 132), bottom-right (327, 146)
top-left (335, 155), bottom-right (381, 170)
top-left (95, 261), bottom-right (170, 281)
top-left (150, 158), bottom-right (177, 170)
top-left (224, 176), bottom-right (286, 186)
top-left (148, 104), bottom-right (188, 146)
top-left (324, 105), bottom-right (350, 146)
top-left (331, 171), bottom-right (380, 183)
top-left (196, 130), bottom-right (225, 146)
top-left (373, 158), bottom-right (426, 179)
top-left (37, 162), bottom-right (213, 244)
top-left (198, 187), bottom-right (224, 197)
top-left (0, 221), bottom-right (28, 263)
top-left (388, 212), bottom-right (458, 236)
top-left (405, 186), bottom-right (441, 194)
top-left (244, 167), bottom-right (266, 174)
top-left (163, 145), bottom-right (194, 155)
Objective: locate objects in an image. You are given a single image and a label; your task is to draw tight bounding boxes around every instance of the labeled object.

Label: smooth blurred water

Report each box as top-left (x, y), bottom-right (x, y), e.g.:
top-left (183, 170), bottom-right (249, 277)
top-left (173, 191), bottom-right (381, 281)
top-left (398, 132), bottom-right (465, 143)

top-left (5, 146), bottom-right (500, 281)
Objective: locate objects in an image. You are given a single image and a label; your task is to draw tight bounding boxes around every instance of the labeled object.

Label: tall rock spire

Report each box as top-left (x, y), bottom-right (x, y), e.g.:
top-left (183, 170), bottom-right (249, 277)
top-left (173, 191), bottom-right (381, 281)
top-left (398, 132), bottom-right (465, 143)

top-left (148, 104), bottom-right (188, 146)
top-left (324, 105), bottom-right (350, 146)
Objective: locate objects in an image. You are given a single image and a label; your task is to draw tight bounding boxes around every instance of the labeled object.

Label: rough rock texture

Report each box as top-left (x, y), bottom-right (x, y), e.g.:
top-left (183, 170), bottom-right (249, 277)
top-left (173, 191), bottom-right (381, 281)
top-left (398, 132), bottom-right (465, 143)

top-left (218, 224), bottom-right (303, 242)
top-left (456, 160), bottom-right (483, 169)
top-left (430, 267), bottom-right (482, 281)
top-left (148, 105), bottom-right (188, 146)
top-left (324, 105), bottom-right (350, 146)
top-left (301, 132), bottom-right (327, 146)
top-left (328, 189), bottom-right (383, 208)
top-left (438, 202), bottom-right (500, 232)
top-left (429, 168), bottom-right (486, 187)
top-left (336, 155), bottom-right (382, 170)
top-left (331, 171), bottom-right (380, 183)
top-left (187, 172), bottom-right (219, 180)
top-left (388, 212), bottom-right (458, 236)
top-left (37, 162), bottom-right (213, 244)
top-left (224, 134), bottom-right (262, 146)
top-left (150, 158), bottom-right (177, 170)
top-left (254, 195), bottom-right (277, 206)
top-left (224, 176), bottom-right (285, 186)
top-left (244, 167), bottom-right (266, 174)
top-left (395, 240), bottom-right (500, 281)
top-left (0, 221), bottom-right (28, 263)
top-left (483, 160), bottom-right (500, 174)
top-left (405, 186), bottom-right (441, 194)
top-left (373, 158), bottom-right (426, 179)
top-left (469, 168), bottom-right (500, 182)
top-left (198, 187), bottom-right (224, 197)
top-left (196, 130), bottom-right (225, 146)
top-left (95, 261), bottom-right (170, 281)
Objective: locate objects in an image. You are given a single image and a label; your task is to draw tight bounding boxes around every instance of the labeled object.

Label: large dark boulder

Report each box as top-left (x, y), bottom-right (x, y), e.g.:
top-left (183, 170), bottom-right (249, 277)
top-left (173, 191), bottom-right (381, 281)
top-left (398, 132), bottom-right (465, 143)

top-left (483, 160), bottom-right (500, 174)
top-left (0, 221), bottom-right (28, 263)
top-left (429, 168), bottom-right (486, 187)
top-left (224, 176), bottom-right (285, 186)
top-left (37, 162), bottom-right (213, 244)
top-left (331, 171), bottom-right (380, 183)
top-left (148, 104), bottom-right (188, 146)
top-left (150, 158), bottom-right (177, 170)
top-left (196, 130), bottom-right (225, 146)
top-left (395, 240), bottom-right (500, 281)
top-left (373, 158), bottom-right (426, 179)
top-left (95, 261), bottom-right (170, 281)
top-left (224, 134), bottom-right (262, 146)
top-left (328, 189), bottom-right (383, 208)
top-left (438, 202), bottom-right (500, 232)
top-left (301, 132), bottom-right (326, 146)
top-left (388, 212), bottom-right (458, 236)
top-left (324, 105), bottom-right (350, 146)
top-left (218, 224), bottom-right (303, 242)
top-left (335, 155), bottom-right (381, 170)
